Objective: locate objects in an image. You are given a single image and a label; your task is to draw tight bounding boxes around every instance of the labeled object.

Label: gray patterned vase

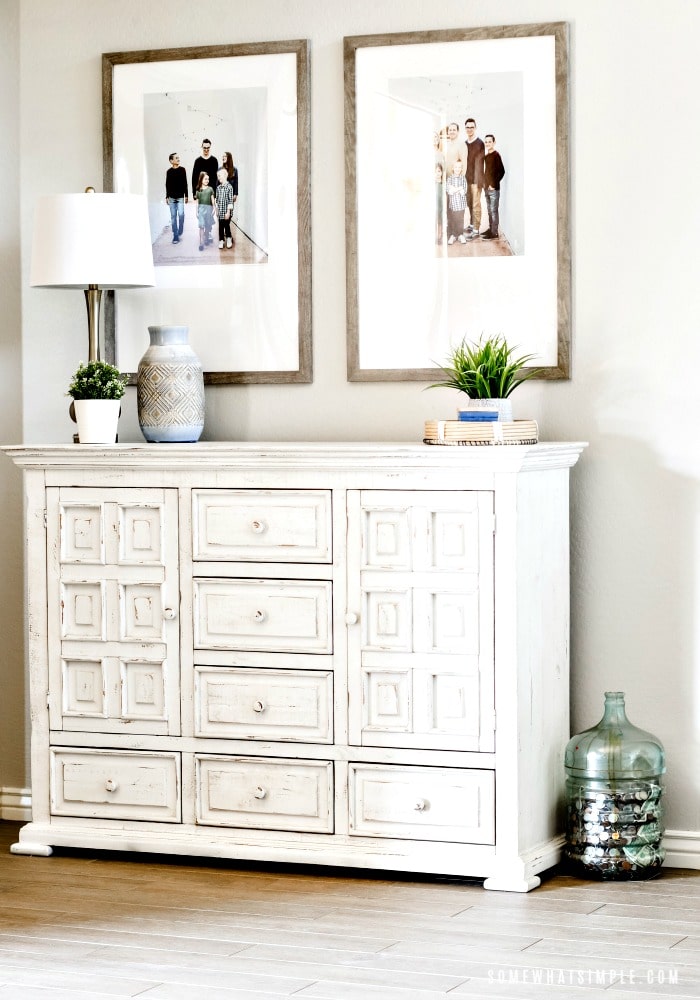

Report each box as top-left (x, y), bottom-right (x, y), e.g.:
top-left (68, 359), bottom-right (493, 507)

top-left (137, 326), bottom-right (205, 442)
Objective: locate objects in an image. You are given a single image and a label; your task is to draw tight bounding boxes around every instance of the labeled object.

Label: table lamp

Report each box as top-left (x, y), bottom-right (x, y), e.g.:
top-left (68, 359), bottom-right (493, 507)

top-left (30, 188), bottom-right (155, 362)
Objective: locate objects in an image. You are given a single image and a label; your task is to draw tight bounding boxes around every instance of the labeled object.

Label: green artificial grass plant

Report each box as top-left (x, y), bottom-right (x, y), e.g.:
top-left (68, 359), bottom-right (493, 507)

top-left (429, 335), bottom-right (541, 399)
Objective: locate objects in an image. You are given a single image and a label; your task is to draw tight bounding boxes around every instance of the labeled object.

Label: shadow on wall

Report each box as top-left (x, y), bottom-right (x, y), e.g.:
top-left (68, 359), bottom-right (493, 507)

top-left (569, 433), bottom-right (699, 831)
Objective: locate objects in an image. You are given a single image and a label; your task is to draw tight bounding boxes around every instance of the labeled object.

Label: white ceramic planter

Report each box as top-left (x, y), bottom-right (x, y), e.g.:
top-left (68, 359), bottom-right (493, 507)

top-left (73, 399), bottom-right (121, 444)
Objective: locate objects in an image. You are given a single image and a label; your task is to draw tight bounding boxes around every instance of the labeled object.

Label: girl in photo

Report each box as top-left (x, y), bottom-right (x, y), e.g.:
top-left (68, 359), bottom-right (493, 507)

top-left (195, 171), bottom-right (215, 251)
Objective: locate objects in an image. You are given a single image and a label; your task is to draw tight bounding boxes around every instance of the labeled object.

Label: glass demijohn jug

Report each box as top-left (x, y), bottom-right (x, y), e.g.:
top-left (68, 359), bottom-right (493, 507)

top-left (564, 692), bottom-right (665, 879)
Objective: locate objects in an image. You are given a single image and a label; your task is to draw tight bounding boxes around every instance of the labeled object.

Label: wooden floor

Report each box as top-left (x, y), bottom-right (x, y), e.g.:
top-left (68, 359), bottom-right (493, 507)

top-left (0, 822), bottom-right (699, 999)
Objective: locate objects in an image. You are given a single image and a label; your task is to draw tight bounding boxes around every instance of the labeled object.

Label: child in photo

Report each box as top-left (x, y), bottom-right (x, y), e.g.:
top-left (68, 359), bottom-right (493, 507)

top-left (195, 171), bottom-right (215, 251)
top-left (445, 159), bottom-right (467, 245)
top-left (215, 167), bottom-right (235, 250)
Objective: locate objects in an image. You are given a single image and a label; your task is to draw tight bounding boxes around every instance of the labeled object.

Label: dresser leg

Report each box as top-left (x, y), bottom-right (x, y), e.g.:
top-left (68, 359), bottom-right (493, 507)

top-left (483, 874), bottom-right (541, 892)
top-left (10, 842), bottom-right (53, 857)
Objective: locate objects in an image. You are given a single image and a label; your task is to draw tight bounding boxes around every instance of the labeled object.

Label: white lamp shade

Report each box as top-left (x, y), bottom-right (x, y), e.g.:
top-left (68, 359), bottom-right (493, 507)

top-left (30, 192), bottom-right (155, 288)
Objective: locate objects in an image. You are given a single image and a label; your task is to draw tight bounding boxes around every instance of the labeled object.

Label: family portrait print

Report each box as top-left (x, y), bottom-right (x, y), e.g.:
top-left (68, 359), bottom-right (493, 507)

top-left (144, 88), bottom-right (269, 268)
top-left (345, 24), bottom-right (569, 382)
top-left (427, 73), bottom-right (522, 257)
top-left (103, 41), bottom-right (311, 383)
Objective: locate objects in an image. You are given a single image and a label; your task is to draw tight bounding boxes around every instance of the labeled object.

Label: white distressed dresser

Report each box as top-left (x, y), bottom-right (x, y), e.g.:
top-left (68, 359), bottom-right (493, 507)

top-left (5, 442), bottom-right (585, 891)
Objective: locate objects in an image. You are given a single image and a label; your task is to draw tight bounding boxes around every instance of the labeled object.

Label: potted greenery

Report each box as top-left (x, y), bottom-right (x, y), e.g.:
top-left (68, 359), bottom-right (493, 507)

top-left (67, 360), bottom-right (128, 444)
top-left (428, 334), bottom-right (541, 421)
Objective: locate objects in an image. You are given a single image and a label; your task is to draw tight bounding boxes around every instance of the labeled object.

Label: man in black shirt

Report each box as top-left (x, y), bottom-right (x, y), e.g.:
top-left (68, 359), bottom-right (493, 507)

top-left (165, 153), bottom-right (189, 243)
top-left (191, 139), bottom-right (219, 200)
top-left (481, 134), bottom-right (506, 240)
top-left (463, 118), bottom-right (485, 239)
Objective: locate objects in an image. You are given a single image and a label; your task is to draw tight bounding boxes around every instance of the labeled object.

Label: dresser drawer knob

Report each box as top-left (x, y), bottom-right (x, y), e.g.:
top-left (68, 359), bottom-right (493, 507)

top-left (254, 786), bottom-right (267, 800)
top-left (163, 607), bottom-right (177, 620)
top-left (253, 609), bottom-right (267, 623)
top-left (105, 778), bottom-right (118, 793)
top-left (253, 700), bottom-right (265, 713)
top-left (345, 612), bottom-right (359, 626)
top-left (414, 799), bottom-right (427, 812)
top-left (251, 519), bottom-right (267, 534)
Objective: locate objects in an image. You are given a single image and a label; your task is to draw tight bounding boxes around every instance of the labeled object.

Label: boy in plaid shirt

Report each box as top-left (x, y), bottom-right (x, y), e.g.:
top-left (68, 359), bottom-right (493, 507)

top-left (215, 168), bottom-right (235, 249)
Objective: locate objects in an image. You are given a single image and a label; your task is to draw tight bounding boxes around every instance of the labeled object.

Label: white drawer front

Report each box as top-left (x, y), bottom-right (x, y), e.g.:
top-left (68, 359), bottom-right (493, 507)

top-left (196, 755), bottom-right (333, 833)
top-left (194, 579), bottom-right (332, 653)
top-left (50, 749), bottom-right (181, 822)
top-left (195, 667), bottom-right (333, 742)
top-left (193, 490), bottom-right (332, 563)
top-left (349, 764), bottom-right (495, 844)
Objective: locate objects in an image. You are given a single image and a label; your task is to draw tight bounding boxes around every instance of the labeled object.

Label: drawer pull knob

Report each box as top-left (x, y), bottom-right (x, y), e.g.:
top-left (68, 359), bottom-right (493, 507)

top-left (253, 700), bottom-right (265, 713)
top-left (414, 799), bottom-right (427, 812)
top-left (254, 786), bottom-right (267, 800)
top-left (105, 779), bottom-right (118, 793)
top-left (163, 607), bottom-right (177, 621)
top-left (251, 520), bottom-right (267, 534)
top-left (253, 610), bottom-right (267, 623)
top-left (345, 612), bottom-right (359, 626)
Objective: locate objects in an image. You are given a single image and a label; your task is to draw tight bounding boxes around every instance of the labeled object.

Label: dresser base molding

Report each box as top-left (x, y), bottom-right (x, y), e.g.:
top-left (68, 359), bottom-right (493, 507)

top-left (8, 820), bottom-right (563, 888)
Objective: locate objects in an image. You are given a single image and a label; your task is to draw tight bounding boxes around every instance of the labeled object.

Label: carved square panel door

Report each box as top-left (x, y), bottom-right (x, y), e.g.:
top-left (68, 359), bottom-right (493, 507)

top-left (347, 491), bottom-right (495, 752)
top-left (46, 488), bottom-right (180, 736)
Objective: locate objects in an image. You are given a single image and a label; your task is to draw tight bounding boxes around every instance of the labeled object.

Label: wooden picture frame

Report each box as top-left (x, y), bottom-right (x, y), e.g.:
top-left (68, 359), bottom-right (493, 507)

top-left (103, 40), bottom-right (311, 384)
top-left (344, 23), bottom-right (570, 382)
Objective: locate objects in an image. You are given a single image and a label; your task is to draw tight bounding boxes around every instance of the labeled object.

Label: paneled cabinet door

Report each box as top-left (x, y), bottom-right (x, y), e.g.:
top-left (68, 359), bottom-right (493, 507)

top-left (47, 488), bottom-right (180, 735)
top-left (346, 491), bottom-right (495, 752)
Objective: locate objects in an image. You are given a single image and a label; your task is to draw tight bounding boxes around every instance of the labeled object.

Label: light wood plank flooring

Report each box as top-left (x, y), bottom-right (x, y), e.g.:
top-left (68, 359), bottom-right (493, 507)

top-left (0, 822), bottom-right (699, 999)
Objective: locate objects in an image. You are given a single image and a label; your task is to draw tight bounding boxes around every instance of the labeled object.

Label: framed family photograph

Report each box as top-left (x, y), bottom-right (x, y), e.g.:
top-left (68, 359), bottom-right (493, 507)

top-left (344, 23), bottom-right (569, 381)
top-left (103, 40), bottom-right (311, 383)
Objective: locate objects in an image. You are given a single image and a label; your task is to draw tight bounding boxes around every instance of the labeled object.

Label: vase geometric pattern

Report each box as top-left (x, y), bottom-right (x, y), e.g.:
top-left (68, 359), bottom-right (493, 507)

top-left (137, 326), bottom-right (205, 443)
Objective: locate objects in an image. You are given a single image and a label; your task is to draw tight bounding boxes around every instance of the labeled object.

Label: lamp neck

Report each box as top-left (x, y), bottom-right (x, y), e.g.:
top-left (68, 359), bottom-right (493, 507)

top-left (84, 284), bottom-right (102, 362)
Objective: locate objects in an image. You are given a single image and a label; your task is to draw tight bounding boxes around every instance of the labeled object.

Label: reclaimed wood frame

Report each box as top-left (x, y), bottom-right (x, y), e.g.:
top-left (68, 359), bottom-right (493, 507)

top-left (344, 23), bottom-right (570, 382)
top-left (102, 40), bottom-right (312, 384)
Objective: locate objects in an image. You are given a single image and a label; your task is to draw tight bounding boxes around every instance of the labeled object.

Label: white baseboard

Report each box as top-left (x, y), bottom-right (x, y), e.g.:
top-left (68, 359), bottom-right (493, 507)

top-left (663, 830), bottom-right (700, 870)
top-left (1, 790), bottom-right (698, 871)
top-left (0, 786), bottom-right (31, 822)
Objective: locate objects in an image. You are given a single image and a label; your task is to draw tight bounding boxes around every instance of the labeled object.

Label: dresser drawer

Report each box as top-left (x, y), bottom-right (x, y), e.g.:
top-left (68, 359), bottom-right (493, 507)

top-left (192, 490), bottom-right (332, 563)
top-left (196, 755), bottom-right (333, 833)
top-left (50, 749), bottom-right (181, 822)
top-left (194, 579), bottom-right (332, 653)
top-left (195, 666), bottom-right (333, 742)
top-left (348, 763), bottom-right (495, 844)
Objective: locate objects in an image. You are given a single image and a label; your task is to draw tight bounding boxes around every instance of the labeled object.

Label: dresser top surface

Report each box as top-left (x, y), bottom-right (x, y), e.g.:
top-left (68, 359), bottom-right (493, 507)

top-left (3, 441), bottom-right (587, 474)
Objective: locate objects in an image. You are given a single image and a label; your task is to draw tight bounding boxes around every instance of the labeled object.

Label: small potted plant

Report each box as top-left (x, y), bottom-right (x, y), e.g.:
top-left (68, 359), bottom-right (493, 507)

top-left (67, 360), bottom-right (128, 444)
top-left (428, 334), bottom-right (541, 422)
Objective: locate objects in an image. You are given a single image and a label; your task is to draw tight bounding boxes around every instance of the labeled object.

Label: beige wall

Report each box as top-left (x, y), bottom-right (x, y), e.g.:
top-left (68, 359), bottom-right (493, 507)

top-left (0, 0), bottom-right (26, 793)
top-left (5, 0), bottom-right (700, 836)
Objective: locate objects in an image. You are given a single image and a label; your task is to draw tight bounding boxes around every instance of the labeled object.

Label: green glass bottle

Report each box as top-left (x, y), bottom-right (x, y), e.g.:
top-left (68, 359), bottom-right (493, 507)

top-left (564, 691), bottom-right (665, 879)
